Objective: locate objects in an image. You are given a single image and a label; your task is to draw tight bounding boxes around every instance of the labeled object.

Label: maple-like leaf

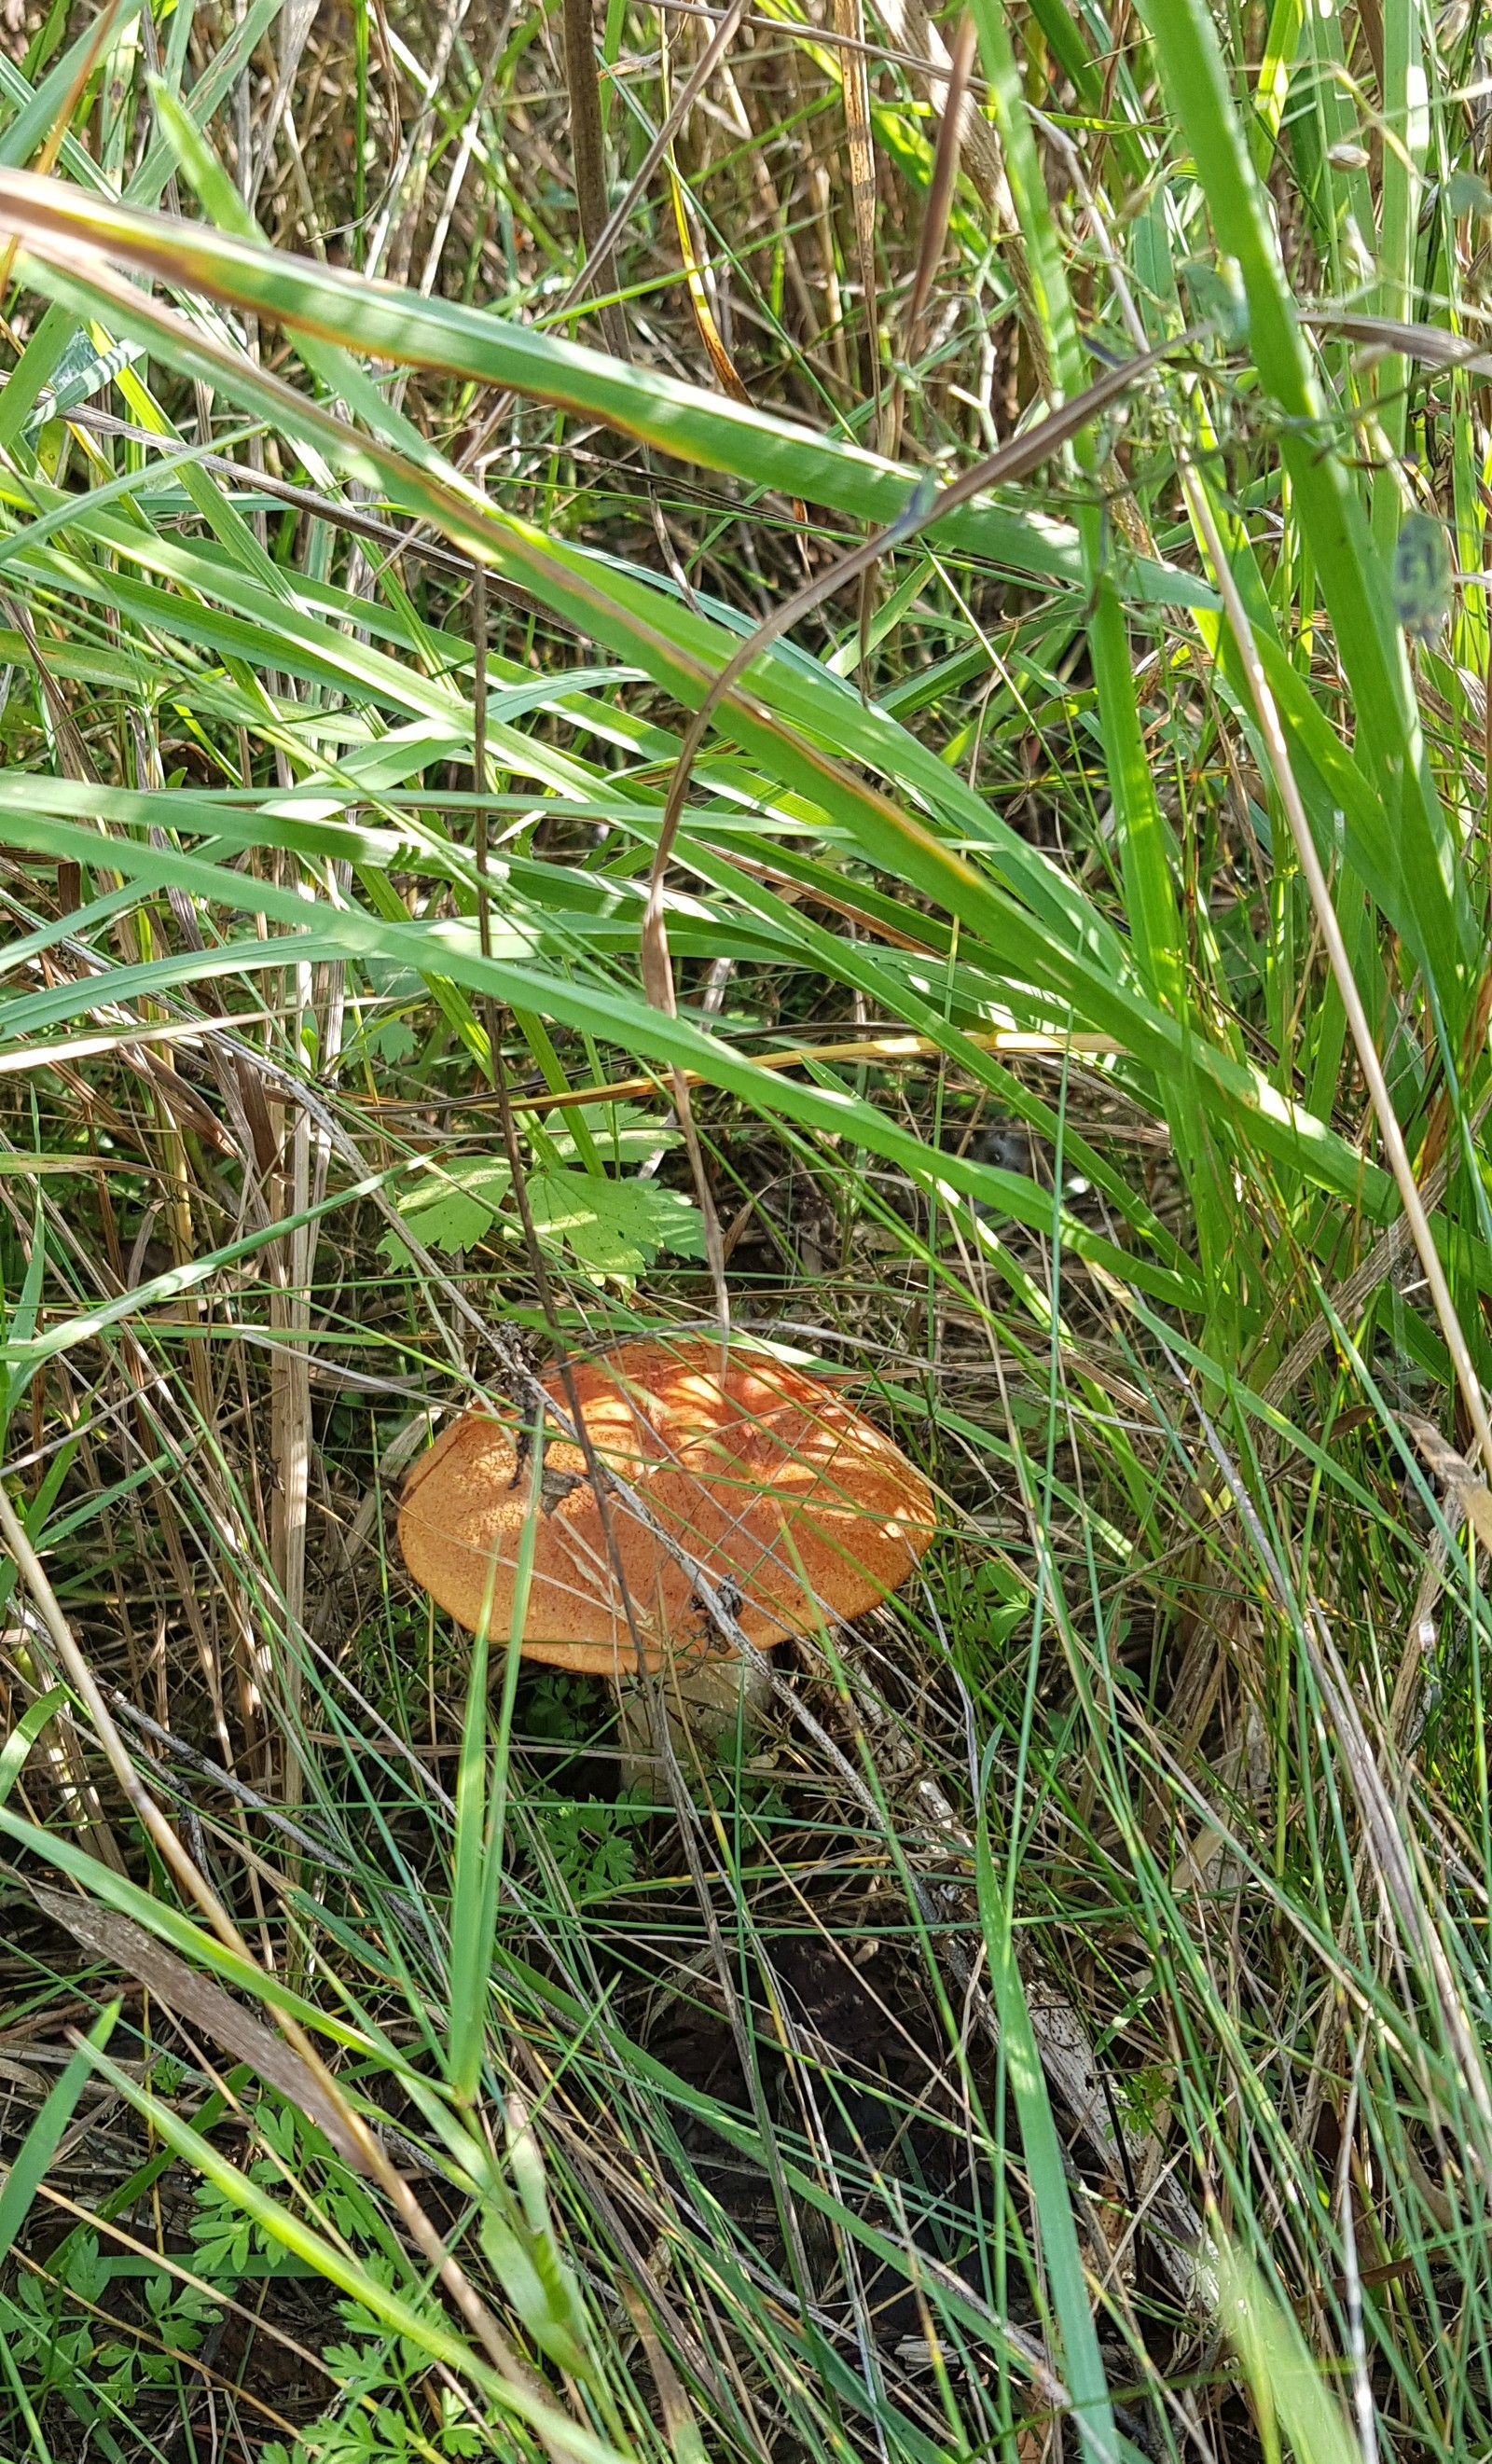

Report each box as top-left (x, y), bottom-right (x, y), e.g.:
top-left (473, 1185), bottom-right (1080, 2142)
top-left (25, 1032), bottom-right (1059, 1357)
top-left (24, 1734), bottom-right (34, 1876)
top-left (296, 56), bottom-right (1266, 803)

top-left (380, 1154), bottom-right (703, 1280)
top-left (526, 1169), bottom-right (705, 1278)
top-left (379, 1157), bottom-right (512, 1259)
top-left (544, 1103), bottom-right (679, 1167)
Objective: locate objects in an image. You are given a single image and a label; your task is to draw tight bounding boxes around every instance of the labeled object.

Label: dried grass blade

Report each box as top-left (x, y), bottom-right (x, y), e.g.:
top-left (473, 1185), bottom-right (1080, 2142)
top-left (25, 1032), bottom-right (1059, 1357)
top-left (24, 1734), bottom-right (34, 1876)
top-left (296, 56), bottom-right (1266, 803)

top-left (660, 17), bottom-right (752, 406)
top-left (899, 9), bottom-right (977, 369)
top-left (1406, 1418), bottom-right (1492, 1557)
top-left (561, 0), bottom-right (627, 353)
top-left (833, 0), bottom-right (883, 432)
top-left (31, 1883), bottom-right (369, 2166)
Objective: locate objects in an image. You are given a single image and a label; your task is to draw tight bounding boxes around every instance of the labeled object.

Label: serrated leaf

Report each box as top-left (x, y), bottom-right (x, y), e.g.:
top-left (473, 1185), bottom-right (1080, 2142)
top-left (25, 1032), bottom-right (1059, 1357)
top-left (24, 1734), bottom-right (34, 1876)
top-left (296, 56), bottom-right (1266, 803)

top-left (526, 1170), bottom-right (704, 1278)
top-left (543, 1103), bottom-right (678, 1166)
top-left (366, 1017), bottom-right (417, 1066)
top-left (380, 1157), bottom-right (512, 1260)
top-left (380, 1151), bottom-right (703, 1278)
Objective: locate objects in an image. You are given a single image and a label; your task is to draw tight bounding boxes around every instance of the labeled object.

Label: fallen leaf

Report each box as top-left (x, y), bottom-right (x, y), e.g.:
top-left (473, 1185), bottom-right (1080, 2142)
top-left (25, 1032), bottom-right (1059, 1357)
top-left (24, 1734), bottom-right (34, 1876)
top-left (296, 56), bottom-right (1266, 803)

top-left (1405, 1417), bottom-right (1492, 1555)
top-left (32, 1883), bottom-right (367, 2169)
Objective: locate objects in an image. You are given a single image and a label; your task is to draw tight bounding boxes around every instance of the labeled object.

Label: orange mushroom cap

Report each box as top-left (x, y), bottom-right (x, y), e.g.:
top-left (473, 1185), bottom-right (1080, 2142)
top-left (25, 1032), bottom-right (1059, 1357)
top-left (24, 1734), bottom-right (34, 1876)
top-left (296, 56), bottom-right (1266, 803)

top-left (396, 1336), bottom-right (935, 1675)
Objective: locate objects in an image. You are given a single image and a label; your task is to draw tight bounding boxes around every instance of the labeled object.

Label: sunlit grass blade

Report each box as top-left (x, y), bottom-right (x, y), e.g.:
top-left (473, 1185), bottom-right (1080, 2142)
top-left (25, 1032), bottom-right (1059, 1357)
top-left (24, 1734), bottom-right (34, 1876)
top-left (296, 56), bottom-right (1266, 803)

top-left (0, 166), bottom-right (1210, 608)
top-left (1137, 0), bottom-right (1477, 1036)
top-left (1219, 2234), bottom-right (1361, 2464)
top-left (448, 1415), bottom-right (545, 2107)
top-left (0, 788), bottom-right (1429, 1283)
top-left (975, 1789), bottom-right (1122, 2464)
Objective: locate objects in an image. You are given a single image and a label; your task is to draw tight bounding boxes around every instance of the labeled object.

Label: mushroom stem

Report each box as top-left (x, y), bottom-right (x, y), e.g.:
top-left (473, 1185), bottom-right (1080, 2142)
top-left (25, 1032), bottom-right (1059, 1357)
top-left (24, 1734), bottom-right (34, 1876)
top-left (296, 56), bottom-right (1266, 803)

top-left (615, 1651), bottom-right (773, 1790)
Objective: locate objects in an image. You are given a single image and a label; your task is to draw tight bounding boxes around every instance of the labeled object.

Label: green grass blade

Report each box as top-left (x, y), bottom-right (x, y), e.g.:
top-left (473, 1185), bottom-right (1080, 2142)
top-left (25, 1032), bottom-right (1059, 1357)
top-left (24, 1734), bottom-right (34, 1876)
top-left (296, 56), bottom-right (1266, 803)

top-left (1137, 0), bottom-right (1477, 1031)
top-left (1219, 2234), bottom-right (1361, 2464)
top-left (0, 2002), bottom-right (120, 2262)
top-left (974, 1792), bottom-right (1121, 2464)
top-left (74, 2042), bottom-right (628, 2464)
top-left (0, 169), bottom-right (1210, 611)
top-left (0, 1686), bottom-right (68, 1806)
top-left (448, 1416), bottom-right (545, 2106)
top-left (0, 786), bottom-right (1428, 1275)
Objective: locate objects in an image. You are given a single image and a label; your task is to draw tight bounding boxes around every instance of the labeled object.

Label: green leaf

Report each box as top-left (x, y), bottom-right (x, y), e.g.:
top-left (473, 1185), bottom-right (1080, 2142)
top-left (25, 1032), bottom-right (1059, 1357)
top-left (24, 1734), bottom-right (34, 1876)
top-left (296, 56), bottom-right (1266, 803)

top-left (380, 1151), bottom-right (703, 1277)
top-left (0, 2003), bottom-right (119, 2263)
top-left (1181, 254), bottom-right (1250, 342)
top-left (76, 2042), bottom-right (626, 2464)
top-left (380, 1156), bottom-right (513, 1259)
top-left (364, 1017), bottom-right (417, 1067)
top-left (1392, 513), bottom-right (1454, 644)
top-left (544, 1104), bottom-right (679, 1165)
top-left (0, 792), bottom-right (1386, 1298)
top-left (447, 1419), bottom-right (545, 2107)
top-left (0, 1684), bottom-right (68, 1806)
top-left (1445, 169), bottom-right (1492, 217)
top-left (1218, 2234), bottom-right (1361, 2464)
top-left (526, 1169), bottom-right (705, 1278)
top-left (0, 173), bottom-right (1210, 613)
top-left (975, 1784), bottom-right (1121, 2464)
top-left (1136, 0), bottom-right (1479, 1033)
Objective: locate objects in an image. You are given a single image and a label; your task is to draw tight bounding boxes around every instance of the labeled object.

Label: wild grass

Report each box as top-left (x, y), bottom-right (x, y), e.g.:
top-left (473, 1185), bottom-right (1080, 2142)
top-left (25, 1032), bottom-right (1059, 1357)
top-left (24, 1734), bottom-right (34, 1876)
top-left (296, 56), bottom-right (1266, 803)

top-left (0, 0), bottom-right (1488, 2456)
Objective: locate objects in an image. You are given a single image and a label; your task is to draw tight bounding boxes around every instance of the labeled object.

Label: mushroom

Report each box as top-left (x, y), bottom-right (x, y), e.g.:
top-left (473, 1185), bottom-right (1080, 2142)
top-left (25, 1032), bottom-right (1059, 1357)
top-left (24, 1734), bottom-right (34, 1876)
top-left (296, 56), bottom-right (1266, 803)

top-left (397, 1336), bottom-right (935, 1726)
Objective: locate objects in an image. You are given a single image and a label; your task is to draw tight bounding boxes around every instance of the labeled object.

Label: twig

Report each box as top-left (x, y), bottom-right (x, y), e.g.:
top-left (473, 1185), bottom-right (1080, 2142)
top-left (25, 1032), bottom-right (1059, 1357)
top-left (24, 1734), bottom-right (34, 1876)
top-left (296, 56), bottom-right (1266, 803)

top-left (106, 1692), bottom-right (356, 1874)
